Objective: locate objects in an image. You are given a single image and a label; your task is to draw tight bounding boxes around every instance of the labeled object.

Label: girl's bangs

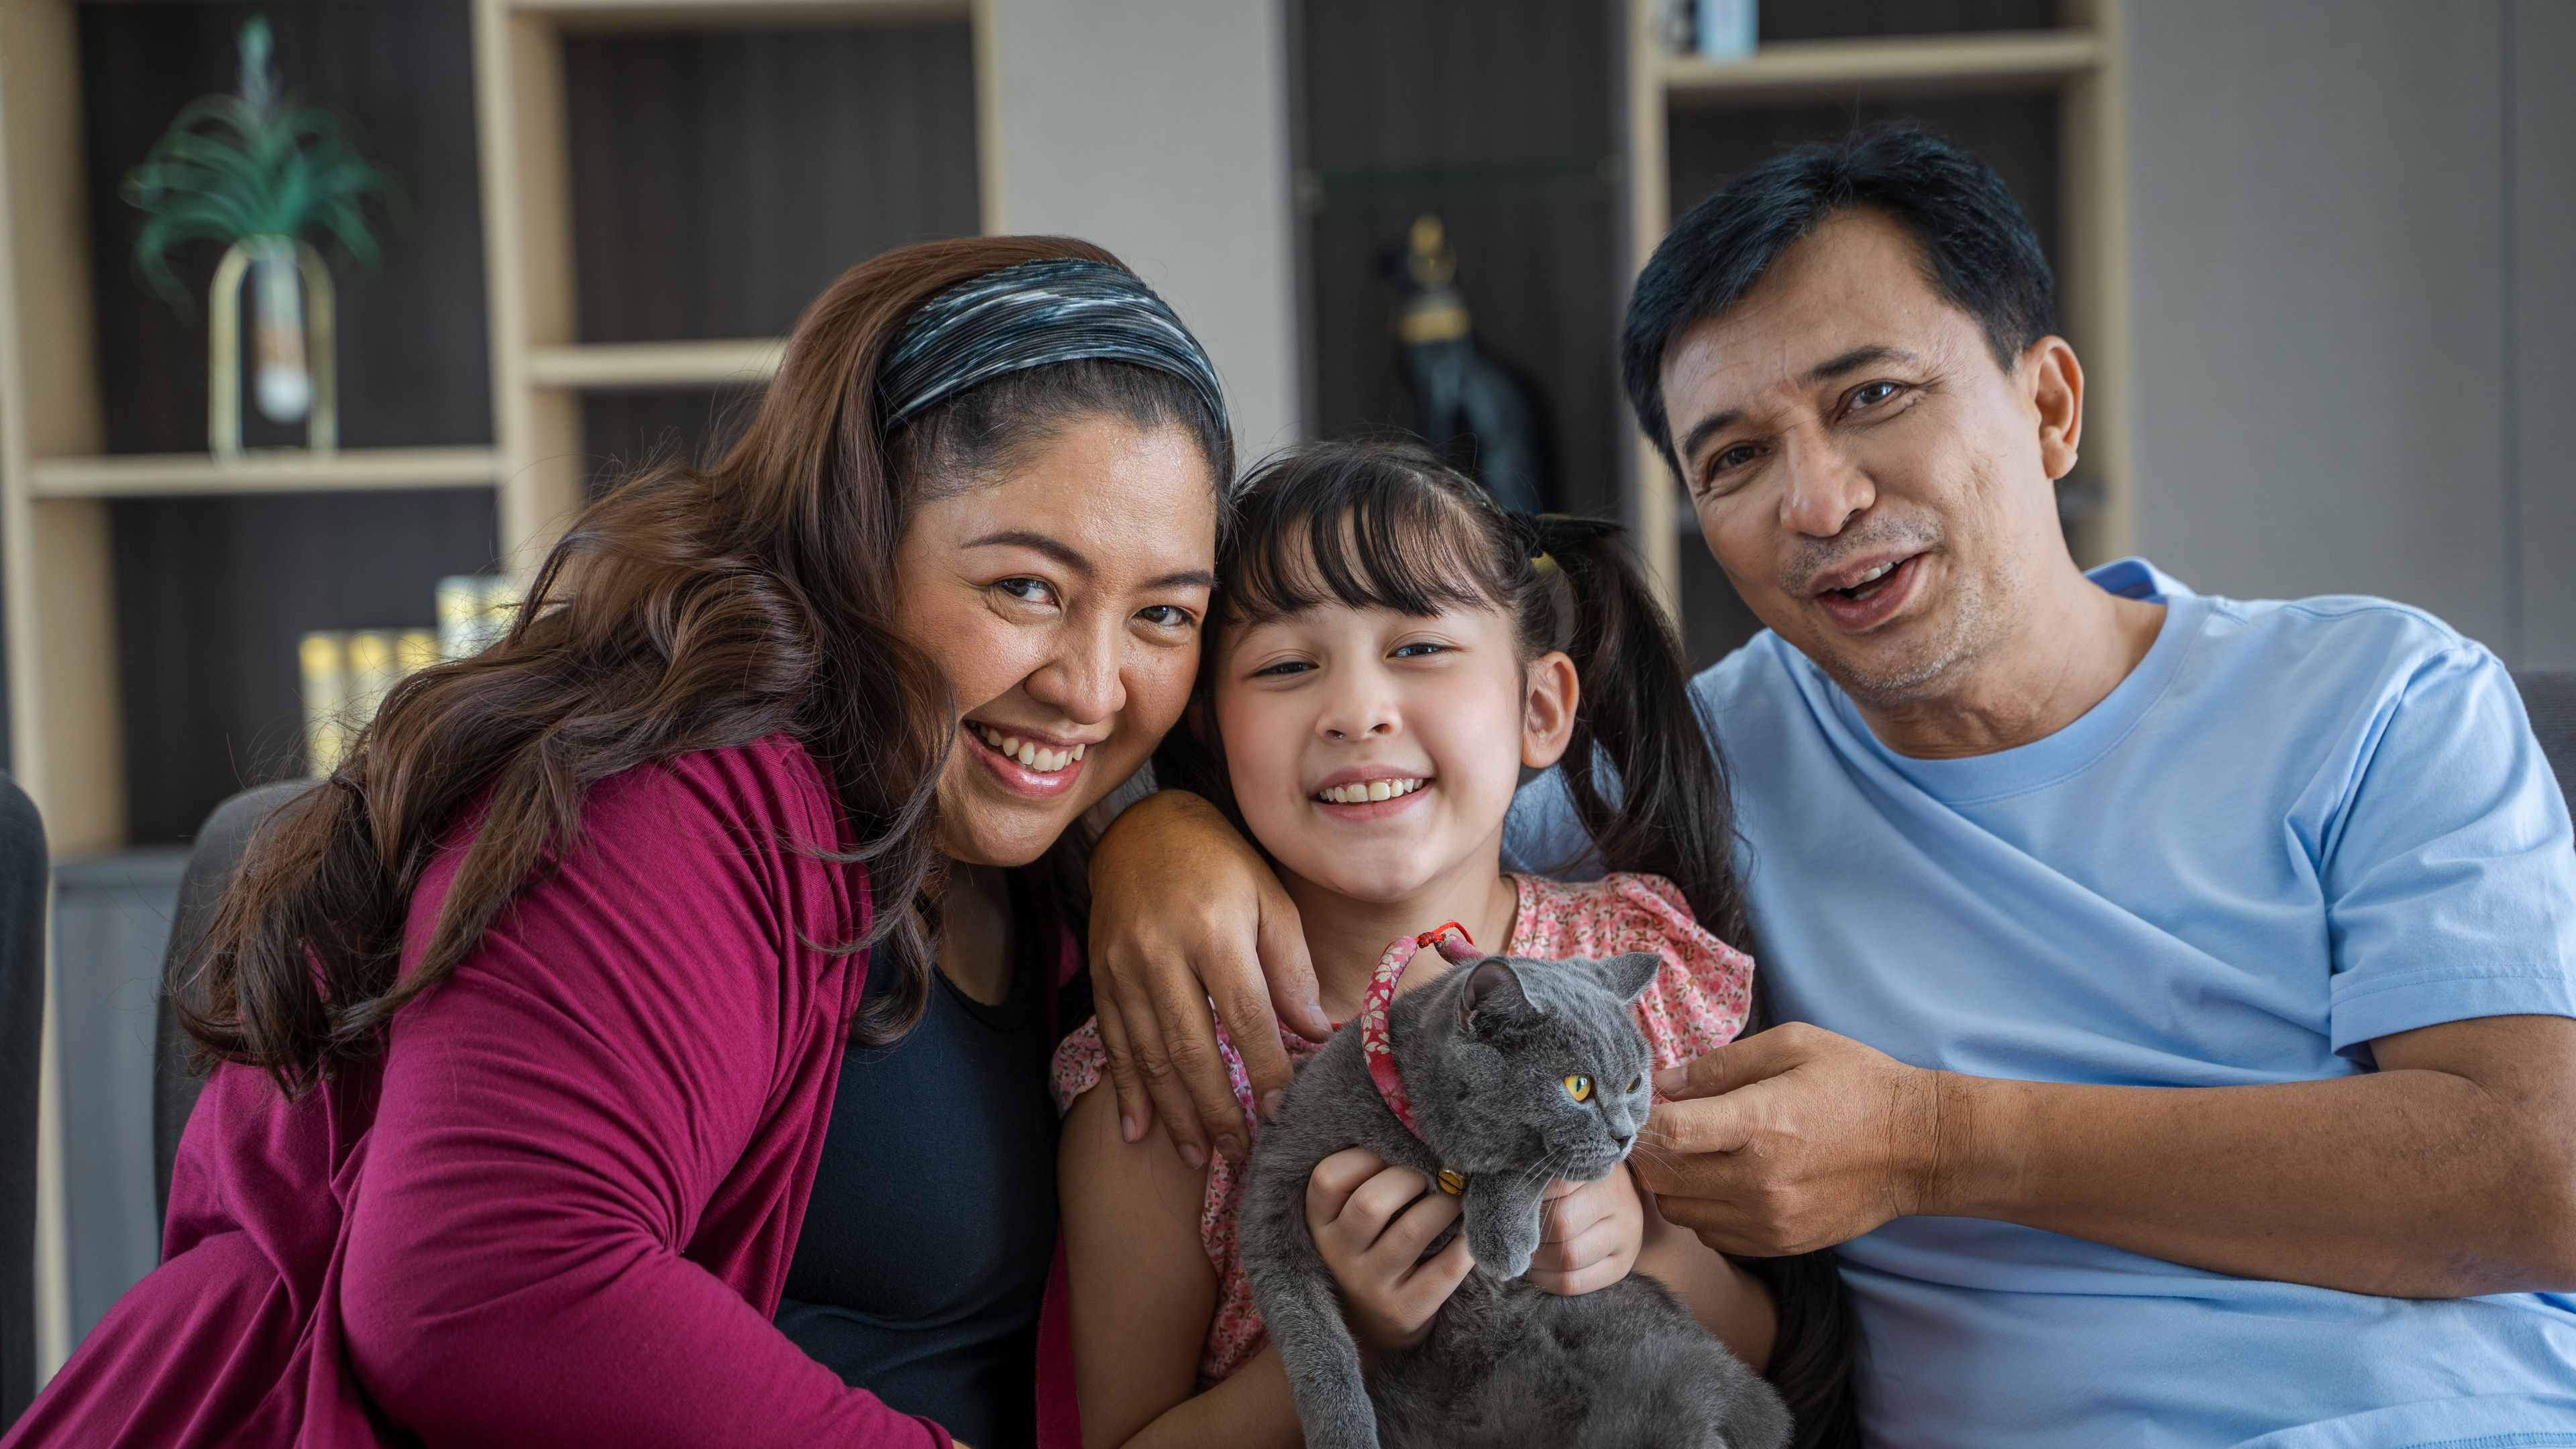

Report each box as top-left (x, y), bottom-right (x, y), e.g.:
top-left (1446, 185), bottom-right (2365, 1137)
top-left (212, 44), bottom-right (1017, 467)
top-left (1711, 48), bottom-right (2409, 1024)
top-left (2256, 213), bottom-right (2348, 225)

top-left (1224, 459), bottom-right (1507, 625)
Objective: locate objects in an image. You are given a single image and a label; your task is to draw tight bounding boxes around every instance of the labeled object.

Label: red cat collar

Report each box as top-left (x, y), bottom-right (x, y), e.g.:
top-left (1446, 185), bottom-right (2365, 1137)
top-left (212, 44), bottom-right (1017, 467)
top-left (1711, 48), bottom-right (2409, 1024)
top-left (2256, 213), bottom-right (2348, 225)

top-left (1353, 922), bottom-right (1480, 1191)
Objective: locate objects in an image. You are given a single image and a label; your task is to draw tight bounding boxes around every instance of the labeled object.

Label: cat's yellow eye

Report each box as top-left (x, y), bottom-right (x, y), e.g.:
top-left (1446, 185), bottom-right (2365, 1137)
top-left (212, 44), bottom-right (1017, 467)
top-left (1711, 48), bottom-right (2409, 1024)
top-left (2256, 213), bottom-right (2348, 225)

top-left (1564, 1074), bottom-right (1593, 1102)
top-left (1626, 1076), bottom-right (1642, 1093)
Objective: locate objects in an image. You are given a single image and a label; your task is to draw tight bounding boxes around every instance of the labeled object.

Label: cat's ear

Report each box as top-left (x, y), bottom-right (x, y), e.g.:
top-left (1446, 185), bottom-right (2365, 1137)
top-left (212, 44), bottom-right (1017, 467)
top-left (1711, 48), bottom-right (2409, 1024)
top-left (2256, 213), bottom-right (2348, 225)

top-left (1598, 951), bottom-right (1661, 1004)
top-left (1458, 958), bottom-right (1536, 1036)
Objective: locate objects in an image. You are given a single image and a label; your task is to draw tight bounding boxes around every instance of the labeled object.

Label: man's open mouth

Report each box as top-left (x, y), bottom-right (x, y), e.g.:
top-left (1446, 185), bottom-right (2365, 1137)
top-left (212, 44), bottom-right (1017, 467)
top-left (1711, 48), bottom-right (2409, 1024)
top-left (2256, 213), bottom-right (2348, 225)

top-left (1817, 553), bottom-right (1919, 604)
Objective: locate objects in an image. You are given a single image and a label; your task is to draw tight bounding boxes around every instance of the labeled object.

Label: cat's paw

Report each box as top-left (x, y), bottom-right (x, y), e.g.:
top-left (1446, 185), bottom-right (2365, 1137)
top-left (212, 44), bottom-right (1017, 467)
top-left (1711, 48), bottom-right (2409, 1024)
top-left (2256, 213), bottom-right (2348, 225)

top-left (1465, 1208), bottom-right (1543, 1281)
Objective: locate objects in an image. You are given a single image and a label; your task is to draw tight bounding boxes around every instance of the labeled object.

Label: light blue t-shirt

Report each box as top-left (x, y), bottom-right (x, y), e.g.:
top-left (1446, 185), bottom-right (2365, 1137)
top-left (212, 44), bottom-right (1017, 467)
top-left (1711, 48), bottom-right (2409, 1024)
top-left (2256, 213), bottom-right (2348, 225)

top-left (1507, 559), bottom-right (2576, 1448)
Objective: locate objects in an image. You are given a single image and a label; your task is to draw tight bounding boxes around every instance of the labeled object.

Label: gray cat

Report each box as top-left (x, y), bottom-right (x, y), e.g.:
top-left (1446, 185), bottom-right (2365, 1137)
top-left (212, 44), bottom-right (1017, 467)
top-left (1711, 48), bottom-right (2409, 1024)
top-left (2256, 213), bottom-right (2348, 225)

top-left (1239, 947), bottom-right (1791, 1449)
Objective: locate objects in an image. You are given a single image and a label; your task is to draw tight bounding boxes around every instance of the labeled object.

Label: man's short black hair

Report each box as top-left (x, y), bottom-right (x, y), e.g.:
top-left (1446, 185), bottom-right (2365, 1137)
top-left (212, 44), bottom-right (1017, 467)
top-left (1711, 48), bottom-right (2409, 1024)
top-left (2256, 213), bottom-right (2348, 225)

top-left (1621, 125), bottom-right (2056, 471)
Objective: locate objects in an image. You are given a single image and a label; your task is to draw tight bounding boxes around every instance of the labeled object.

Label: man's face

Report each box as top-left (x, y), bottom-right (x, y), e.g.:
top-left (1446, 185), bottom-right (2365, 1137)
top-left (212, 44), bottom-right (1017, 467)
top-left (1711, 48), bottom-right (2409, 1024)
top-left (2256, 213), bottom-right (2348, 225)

top-left (1658, 209), bottom-right (2076, 703)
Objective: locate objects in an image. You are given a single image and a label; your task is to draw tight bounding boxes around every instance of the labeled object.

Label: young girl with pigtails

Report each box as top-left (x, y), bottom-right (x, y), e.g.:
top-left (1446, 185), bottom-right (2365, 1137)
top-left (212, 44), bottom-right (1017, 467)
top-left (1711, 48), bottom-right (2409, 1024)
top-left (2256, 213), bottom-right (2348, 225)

top-left (1053, 439), bottom-right (1858, 1448)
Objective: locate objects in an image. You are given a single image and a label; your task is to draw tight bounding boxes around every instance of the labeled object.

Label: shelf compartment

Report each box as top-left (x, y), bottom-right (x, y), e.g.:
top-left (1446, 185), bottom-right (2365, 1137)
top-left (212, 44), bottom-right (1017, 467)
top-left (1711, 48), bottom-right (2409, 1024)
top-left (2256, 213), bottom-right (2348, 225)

top-left (111, 488), bottom-right (502, 845)
top-left (525, 339), bottom-right (784, 390)
top-left (1663, 30), bottom-right (2100, 101)
top-left (559, 21), bottom-right (979, 343)
top-left (30, 447), bottom-right (504, 500)
top-left (78, 2), bottom-right (492, 457)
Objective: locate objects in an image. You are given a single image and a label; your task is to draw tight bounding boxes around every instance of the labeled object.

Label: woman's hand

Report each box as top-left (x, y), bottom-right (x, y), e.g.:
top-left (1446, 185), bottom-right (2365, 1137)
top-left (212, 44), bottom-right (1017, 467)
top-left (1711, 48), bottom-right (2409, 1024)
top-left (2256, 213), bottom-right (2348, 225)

top-left (1305, 1148), bottom-right (1474, 1361)
top-left (1524, 1167), bottom-right (1646, 1295)
top-left (1089, 790), bottom-right (1332, 1168)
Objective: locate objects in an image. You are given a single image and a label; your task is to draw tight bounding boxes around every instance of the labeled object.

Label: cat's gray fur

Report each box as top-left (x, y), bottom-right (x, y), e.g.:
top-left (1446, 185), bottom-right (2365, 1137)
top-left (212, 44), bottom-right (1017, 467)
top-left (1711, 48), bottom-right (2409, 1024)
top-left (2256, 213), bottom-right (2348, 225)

top-left (1240, 950), bottom-right (1790, 1449)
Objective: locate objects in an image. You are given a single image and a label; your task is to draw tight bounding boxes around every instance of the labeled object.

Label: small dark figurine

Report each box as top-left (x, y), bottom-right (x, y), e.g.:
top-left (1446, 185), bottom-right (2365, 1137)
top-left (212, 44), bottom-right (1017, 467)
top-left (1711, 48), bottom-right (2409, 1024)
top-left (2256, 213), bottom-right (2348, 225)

top-left (1395, 215), bottom-right (1549, 515)
top-left (1240, 926), bottom-right (1790, 1449)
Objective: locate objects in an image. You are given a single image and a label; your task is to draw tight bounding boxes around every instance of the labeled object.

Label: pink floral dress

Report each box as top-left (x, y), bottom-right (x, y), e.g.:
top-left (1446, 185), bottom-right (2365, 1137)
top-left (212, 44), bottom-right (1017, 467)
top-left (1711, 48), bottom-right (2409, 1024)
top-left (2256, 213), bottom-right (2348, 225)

top-left (1049, 871), bottom-right (1757, 1387)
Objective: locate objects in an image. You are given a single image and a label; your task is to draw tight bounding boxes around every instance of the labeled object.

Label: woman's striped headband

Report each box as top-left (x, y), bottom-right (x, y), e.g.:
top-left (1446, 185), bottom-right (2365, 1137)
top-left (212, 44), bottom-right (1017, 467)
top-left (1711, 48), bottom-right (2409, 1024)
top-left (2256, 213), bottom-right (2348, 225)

top-left (876, 257), bottom-right (1230, 437)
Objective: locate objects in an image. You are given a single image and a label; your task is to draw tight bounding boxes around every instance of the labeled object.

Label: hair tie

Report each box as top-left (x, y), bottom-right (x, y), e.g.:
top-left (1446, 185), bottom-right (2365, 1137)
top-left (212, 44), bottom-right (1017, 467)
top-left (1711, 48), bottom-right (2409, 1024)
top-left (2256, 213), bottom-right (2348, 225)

top-left (1511, 511), bottom-right (1623, 575)
top-left (877, 257), bottom-right (1230, 439)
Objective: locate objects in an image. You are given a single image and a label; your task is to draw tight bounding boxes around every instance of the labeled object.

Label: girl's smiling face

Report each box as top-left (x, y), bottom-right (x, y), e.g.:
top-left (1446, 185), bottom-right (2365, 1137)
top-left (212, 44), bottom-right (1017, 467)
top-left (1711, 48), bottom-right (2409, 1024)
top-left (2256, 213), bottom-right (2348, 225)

top-left (1213, 598), bottom-right (1578, 909)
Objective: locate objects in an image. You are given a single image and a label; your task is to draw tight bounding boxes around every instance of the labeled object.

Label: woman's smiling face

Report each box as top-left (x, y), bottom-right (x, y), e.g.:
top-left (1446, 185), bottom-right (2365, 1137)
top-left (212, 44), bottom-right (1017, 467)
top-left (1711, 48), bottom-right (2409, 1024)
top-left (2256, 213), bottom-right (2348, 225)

top-left (892, 415), bottom-right (1220, 867)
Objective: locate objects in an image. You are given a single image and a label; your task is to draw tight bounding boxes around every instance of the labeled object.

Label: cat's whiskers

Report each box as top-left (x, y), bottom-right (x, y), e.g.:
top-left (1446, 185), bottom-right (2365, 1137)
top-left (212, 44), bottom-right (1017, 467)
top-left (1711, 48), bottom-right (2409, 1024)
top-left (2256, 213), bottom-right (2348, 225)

top-left (1625, 1140), bottom-right (1682, 1173)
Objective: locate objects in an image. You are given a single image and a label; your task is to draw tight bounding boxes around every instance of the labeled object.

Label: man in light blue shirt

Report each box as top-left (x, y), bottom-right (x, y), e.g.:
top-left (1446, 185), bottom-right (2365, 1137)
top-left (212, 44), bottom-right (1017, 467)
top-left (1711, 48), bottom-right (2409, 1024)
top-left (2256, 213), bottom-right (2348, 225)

top-left (1567, 125), bottom-right (2576, 1445)
top-left (1507, 547), bottom-right (2576, 1443)
top-left (1086, 127), bottom-right (2576, 1444)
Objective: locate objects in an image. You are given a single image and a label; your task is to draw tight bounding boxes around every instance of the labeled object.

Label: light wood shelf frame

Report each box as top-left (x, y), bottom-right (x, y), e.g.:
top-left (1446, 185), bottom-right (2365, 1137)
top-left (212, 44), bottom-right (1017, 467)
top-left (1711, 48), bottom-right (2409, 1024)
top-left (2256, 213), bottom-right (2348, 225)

top-left (1664, 29), bottom-right (2104, 102)
top-left (525, 339), bottom-right (785, 390)
top-left (29, 447), bottom-right (506, 499)
top-left (1619, 2), bottom-right (2130, 624)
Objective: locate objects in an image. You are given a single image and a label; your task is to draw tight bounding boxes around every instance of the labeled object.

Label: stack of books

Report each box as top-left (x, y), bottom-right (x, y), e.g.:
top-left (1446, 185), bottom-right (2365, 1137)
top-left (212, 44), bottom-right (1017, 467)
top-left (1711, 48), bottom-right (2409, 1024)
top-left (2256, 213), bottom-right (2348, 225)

top-left (301, 574), bottom-right (522, 776)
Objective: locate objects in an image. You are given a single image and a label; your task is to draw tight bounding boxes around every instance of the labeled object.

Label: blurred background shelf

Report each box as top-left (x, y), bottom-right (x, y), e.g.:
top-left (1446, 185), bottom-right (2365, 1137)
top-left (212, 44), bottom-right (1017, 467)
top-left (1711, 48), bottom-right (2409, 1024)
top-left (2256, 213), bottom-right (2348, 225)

top-left (1663, 29), bottom-right (2102, 101)
top-left (525, 339), bottom-right (784, 390)
top-left (29, 447), bottom-right (505, 499)
top-left (512, 0), bottom-right (967, 26)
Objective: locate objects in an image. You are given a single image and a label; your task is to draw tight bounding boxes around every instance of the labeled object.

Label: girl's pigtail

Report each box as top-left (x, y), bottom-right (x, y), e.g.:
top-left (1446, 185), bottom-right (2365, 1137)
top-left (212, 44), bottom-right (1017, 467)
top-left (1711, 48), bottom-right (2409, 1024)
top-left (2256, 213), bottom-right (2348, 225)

top-left (1527, 515), bottom-right (1748, 949)
top-left (1530, 513), bottom-right (1863, 1449)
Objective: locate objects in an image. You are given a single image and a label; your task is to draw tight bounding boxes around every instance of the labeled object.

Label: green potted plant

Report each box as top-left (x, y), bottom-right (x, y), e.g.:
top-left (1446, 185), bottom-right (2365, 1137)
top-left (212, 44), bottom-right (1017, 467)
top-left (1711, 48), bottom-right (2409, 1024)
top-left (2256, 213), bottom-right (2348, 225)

top-left (122, 15), bottom-right (401, 457)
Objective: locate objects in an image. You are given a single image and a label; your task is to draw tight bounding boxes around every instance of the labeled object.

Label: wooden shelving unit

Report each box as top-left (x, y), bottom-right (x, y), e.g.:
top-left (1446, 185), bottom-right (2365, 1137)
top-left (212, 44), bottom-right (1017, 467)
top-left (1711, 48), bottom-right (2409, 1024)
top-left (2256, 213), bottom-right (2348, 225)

top-left (1619, 0), bottom-right (2129, 624)
top-left (0, 0), bottom-right (995, 859)
top-left (475, 0), bottom-right (995, 573)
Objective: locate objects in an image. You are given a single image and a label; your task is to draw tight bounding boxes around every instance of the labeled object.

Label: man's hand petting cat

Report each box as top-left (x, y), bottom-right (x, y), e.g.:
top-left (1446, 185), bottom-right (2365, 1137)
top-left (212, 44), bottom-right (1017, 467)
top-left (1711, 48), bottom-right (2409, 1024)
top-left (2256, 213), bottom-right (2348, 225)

top-left (1523, 1165), bottom-right (1646, 1295)
top-left (1306, 1147), bottom-right (1474, 1361)
top-left (1089, 790), bottom-right (1331, 1169)
top-left (1636, 1022), bottom-right (1951, 1256)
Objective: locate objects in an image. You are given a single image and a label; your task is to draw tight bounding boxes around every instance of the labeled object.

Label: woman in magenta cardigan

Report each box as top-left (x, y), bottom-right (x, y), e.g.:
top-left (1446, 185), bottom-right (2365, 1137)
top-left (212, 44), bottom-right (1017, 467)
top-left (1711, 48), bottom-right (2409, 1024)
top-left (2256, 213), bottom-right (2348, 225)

top-left (6, 237), bottom-right (1234, 1448)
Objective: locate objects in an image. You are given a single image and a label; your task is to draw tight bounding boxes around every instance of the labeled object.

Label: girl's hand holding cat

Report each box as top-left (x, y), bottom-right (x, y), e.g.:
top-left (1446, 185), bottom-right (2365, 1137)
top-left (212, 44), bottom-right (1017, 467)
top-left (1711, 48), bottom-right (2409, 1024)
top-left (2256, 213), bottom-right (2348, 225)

top-left (1524, 1166), bottom-right (1646, 1295)
top-left (1305, 1147), bottom-right (1476, 1360)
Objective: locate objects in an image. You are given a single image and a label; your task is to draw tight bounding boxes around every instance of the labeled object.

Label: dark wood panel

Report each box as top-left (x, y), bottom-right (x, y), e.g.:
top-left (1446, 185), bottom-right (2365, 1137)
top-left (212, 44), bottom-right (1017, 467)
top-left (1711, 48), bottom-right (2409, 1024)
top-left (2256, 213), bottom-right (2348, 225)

top-left (563, 24), bottom-right (979, 344)
top-left (1756, 0), bottom-right (2057, 43)
top-left (1295, 0), bottom-right (1624, 519)
top-left (78, 1), bottom-right (492, 453)
top-left (1678, 533), bottom-right (1768, 669)
top-left (113, 490), bottom-right (500, 844)
top-left (582, 388), bottom-right (763, 496)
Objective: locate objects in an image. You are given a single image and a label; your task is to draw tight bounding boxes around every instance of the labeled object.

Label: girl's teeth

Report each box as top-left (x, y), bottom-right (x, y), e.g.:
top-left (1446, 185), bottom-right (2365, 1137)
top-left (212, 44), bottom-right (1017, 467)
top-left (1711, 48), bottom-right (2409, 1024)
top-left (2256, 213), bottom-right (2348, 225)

top-left (1319, 777), bottom-right (1426, 804)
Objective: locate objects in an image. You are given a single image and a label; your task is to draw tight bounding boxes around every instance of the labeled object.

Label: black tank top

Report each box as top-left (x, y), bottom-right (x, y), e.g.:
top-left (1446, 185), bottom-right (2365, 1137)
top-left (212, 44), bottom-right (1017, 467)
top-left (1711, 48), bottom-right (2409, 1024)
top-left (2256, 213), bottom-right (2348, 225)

top-left (776, 877), bottom-right (1061, 1449)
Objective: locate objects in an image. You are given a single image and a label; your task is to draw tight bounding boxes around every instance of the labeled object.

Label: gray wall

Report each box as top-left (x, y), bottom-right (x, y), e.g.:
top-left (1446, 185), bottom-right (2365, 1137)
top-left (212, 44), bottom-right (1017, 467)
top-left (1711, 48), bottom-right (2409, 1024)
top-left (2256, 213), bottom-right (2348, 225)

top-left (2514, 2), bottom-right (2576, 666)
top-left (987, 0), bottom-right (1302, 460)
top-left (2125, 0), bottom-right (2573, 665)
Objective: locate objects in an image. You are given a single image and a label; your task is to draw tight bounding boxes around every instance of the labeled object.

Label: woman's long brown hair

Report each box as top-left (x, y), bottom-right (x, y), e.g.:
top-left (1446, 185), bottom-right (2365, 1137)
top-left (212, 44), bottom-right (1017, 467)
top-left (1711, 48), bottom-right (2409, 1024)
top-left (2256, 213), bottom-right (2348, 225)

top-left (177, 234), bottom-right (1228, 1095)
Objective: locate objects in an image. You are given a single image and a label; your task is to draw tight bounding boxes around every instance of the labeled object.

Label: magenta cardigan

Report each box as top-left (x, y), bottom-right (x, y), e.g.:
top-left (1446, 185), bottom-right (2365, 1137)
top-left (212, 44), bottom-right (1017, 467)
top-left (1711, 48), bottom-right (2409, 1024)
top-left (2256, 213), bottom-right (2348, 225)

top-left (8, 736), bottom-right (1079, 1447)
